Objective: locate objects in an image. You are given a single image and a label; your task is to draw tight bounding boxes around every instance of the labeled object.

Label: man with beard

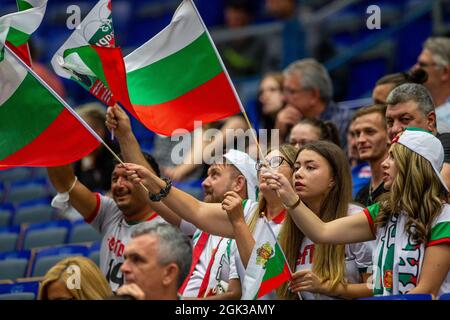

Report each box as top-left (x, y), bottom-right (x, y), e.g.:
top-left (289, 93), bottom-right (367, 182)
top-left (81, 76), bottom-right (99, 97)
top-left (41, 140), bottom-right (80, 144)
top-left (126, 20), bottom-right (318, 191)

top-left (104, 105), bottom-right (258, 299)
top-left (47, 106), bottom-right (167, 292)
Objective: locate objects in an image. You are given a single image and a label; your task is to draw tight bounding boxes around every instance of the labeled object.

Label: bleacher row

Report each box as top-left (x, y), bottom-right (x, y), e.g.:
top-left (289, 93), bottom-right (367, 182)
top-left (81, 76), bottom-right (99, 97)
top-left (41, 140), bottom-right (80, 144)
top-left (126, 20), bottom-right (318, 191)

top-left (0, 167), bottom-right (103, 299)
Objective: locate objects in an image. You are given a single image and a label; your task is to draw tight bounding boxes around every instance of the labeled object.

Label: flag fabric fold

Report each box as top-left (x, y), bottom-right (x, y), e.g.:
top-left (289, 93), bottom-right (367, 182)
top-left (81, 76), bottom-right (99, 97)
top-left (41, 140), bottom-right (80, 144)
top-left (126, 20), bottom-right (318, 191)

top-left (52, 0), bottom-right (241, 136)
top-left (0, 0), bottom-right (47, 64)
top-left (0, 48), bottom-right (101, 169)
top-left (51, 0), bottom-right (118, 107)
top-left (123, 0), bottom-right (241, 135)
top-left (242, 219), bottom-right (292, 300)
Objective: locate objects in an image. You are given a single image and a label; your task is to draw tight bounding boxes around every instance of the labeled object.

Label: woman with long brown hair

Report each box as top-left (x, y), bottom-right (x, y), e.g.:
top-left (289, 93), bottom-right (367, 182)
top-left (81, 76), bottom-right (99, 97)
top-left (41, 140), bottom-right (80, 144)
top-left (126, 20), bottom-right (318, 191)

top-left (264, 128), bottom-right (450, 297)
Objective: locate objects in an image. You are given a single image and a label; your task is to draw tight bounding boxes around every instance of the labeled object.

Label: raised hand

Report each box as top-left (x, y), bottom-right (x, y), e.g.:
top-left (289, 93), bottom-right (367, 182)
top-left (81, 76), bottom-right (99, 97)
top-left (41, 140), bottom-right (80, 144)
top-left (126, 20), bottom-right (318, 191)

top-left (122, 163), bottom-right (161, 193)
top-left (260, 171), bottom-right (299, 208)
top-left (221, 191), bottom-right (245, 226)
top-left (105, 103), bottom-right (132, 139)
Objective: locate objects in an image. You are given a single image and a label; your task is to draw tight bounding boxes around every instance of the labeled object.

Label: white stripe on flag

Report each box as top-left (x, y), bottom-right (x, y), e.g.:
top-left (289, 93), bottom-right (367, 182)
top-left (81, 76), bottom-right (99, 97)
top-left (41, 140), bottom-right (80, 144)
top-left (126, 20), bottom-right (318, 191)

top-left (0, 50), bottom-right (28, 106)
top-left (124, 0), bottom-right (203, 72)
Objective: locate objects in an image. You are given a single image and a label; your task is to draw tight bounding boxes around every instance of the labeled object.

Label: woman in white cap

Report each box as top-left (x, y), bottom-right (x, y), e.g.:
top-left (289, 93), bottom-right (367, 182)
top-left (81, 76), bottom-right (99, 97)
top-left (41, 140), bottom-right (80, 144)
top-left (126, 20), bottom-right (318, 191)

top-left (263, 128), bottom-right (450, 297)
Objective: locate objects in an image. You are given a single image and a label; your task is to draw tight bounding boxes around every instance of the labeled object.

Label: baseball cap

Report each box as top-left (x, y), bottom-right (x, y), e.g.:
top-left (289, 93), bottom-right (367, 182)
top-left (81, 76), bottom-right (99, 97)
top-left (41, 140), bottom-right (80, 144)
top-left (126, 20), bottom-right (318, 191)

top-left (394, 127), bottom-right (448, 192)
top-left (223, 149), bottom-right (258, 201)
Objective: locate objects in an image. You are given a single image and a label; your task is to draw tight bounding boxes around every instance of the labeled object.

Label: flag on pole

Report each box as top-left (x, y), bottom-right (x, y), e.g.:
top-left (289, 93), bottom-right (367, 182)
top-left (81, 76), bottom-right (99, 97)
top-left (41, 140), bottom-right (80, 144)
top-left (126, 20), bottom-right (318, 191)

top-left (0, 0), bottom-right (47, 65)
top-left (242, 219), bottom-right (292, 300)
top-left (52, 0), bottom-right (242, 136)
top-left (51, 0), bottom-right (120, 107)
top-left (123, 0), bottom-right (241, 135)
top-left (0, 47), bottom-right (101, 169)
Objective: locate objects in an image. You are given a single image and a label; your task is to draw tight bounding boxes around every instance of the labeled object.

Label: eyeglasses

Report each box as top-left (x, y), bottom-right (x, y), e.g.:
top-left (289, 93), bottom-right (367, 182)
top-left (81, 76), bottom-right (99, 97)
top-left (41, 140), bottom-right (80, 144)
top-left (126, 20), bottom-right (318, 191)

top-left (255, 156), bottom-right (289, 171)
top-left (416, 61), bottom-right (437, 69)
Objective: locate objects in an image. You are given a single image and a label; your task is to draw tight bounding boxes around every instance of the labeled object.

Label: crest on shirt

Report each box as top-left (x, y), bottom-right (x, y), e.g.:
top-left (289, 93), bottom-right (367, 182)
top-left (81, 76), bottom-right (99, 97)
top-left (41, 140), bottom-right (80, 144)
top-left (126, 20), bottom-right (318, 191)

top-left (256, 242), bottom-right (274, 268)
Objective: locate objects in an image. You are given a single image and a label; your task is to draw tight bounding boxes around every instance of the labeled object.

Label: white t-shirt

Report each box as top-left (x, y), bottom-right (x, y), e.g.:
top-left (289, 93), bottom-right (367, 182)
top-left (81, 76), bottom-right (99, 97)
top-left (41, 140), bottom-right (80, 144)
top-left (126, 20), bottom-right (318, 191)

top-left (180, 200), bottom-right (258, 298)
top-left (295, 204), bottom-right (374, 300)
top-left (87, 193), bottom-right (166, 292)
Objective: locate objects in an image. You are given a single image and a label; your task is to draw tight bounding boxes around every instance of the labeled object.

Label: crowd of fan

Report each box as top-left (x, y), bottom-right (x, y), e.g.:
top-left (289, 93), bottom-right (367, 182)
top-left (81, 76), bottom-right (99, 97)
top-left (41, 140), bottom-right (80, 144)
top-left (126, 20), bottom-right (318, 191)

top-left (33, 34), bottom-right (450, 300)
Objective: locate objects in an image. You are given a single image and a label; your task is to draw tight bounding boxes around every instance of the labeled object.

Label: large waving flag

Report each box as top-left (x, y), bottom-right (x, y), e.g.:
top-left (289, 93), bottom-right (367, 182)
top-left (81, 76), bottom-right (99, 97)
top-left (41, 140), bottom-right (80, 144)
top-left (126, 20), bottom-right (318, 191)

top-left (0, 0), bottom-right (47, 65)
top-left (242, 219), bottom-right (292, 300)
top-left (52, 0), bottom-right (242, 136)
top-left (0, 3), bottom-right (101, 169)
top-left (123, 0), bottom-right (242, 135)
top-left (51, 0), bottom-right (118, 107)
top-left (0, 47), bottom-right (101, 169)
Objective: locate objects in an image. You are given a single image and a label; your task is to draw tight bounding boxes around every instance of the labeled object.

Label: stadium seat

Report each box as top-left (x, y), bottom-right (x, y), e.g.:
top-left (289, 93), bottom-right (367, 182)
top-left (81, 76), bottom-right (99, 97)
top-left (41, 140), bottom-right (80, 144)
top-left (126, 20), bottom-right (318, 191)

top-left (439, 293), bottom-right (450, 300)
top-left (88, 241), bottom-right (101, 267)
top-left (22, 220), bottom-right (71, 250)
top-left (7, 181), bottom-right (49, 204)
top-left (0, 168), bottom-right (32, 184)
top-left (68, 220), bottom-right (101, 244)
top-left (0, 209), bottom-right (12, 227)
top-left (30, 244), bottom-right (89, 277)
top-left (13, 203), bottom-right (54, 225)
top-left (0, 280), bottom-right (40, 300)
top-left (0, 251), bottom-right (31, 280)
top-left (0, 226), bottom-right (20, 253)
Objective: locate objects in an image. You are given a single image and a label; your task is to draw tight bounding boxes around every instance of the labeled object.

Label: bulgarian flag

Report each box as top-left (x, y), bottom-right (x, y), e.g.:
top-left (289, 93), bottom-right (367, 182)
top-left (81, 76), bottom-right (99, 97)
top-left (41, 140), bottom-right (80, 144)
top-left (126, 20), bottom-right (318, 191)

top-left (51, 0), bottom-right (119, 107)
top-left (0, 0), bottom-right (47, 65)
top-left (52, 0), bottom-right (242, 136)
top-left (0, 48), bottom-right (101, 168)
top-left (242, 219), bottom-right (292, 300)
top-left (122, 0), bottom-right (242, 135)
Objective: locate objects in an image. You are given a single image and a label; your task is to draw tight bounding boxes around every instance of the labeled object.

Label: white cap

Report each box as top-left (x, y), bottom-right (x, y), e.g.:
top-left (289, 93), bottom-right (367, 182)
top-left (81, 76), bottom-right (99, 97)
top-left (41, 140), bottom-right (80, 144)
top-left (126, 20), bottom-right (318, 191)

top-left (223, 149), bottom-right (258, 201)
top-left (395, 128), bottom-right (449, 192)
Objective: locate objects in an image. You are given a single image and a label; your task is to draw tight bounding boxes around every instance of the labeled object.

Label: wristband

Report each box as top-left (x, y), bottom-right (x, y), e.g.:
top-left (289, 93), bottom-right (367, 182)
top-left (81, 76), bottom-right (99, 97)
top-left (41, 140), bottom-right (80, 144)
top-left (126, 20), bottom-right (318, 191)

top-left (149, 178), bottom-right (172, 201)
top-left (286, 195), bottom-right (301, 210)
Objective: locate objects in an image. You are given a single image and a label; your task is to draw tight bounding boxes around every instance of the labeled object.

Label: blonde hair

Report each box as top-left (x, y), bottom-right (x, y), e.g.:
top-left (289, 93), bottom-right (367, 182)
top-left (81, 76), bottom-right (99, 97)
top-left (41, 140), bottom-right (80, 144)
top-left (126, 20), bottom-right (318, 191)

top-left (376, 143), bottom-right (448, 243)
top-left (247, 144), bottom-right (299, 233)
top-left (278, 141), bottom-right (351, 299)
top-left (38, 256), bottom-right (112, 300)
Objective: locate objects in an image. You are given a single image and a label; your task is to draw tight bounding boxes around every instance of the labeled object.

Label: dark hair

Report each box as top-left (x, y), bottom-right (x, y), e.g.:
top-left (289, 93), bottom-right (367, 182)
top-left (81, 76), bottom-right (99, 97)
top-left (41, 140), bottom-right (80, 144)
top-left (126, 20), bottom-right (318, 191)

top-left (113, 152), bottom-right (161, 178)
top-left (296, 118), bottom-right (341, 147)
top-left (376, 68), bottom-right (428, 87)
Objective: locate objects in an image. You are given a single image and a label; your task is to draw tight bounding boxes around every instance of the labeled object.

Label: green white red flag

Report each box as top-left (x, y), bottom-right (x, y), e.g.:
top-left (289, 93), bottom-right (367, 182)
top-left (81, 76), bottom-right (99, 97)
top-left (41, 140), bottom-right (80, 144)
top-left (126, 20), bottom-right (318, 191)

top-left (0, 0), bottom-right (47, 65)
top-left (242, 219), bottom-right (292, 300)
top-left (52, 0), bottom-right (242, 136)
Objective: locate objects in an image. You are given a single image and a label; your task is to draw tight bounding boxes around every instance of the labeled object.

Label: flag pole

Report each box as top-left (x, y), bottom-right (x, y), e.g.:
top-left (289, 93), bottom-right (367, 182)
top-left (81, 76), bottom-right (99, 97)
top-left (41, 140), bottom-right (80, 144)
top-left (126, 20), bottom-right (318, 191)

top-left (189, 0), bottom-right (265, 161)
top-left (4, 45), bottom-right (149, 192)
top-left (189, 0), bottom-right (285, 202)
top-left (264, 218), bottom-right (303, 300)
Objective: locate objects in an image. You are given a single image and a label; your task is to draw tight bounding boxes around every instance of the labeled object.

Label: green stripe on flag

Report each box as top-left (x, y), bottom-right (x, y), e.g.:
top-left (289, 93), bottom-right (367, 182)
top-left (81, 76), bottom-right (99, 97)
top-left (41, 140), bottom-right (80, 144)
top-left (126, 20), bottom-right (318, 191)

top-left (17, 0), bottom-right (33, 11)
top-left (0, 73), bottom-right (63, 160)
top-left (258, 243), bottom-right (287, 293)
top-left (126, 32), bottom-right (222, 105)
top-left (429, 221), bottom-right (450, 242)
top-left (62, 45), bottom-right (109, 87)
top-left (6, 27), bottom-right (30, 46)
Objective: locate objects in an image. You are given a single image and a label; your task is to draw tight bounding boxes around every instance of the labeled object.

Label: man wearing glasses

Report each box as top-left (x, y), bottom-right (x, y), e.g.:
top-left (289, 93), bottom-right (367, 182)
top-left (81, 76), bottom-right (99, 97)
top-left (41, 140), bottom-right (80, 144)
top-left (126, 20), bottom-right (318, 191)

top-left (414, 37), bottom-right (450, 133)
top-left (275, 58), bottom-right (353, 150)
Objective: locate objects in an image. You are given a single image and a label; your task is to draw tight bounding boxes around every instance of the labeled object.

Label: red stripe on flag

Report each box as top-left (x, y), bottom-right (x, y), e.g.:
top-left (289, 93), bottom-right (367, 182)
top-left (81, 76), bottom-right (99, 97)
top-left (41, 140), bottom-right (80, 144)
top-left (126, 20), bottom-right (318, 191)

top-left (6, 42), bottom-right (32, 66)
top-left (132, 72), bottom-right (241, 136)
top-left (92, 46), bottom-right (138, 118)
top-left (0, 108), bottom-right (100, 169)
top-left (257, 263), bottom-right (291, 299)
